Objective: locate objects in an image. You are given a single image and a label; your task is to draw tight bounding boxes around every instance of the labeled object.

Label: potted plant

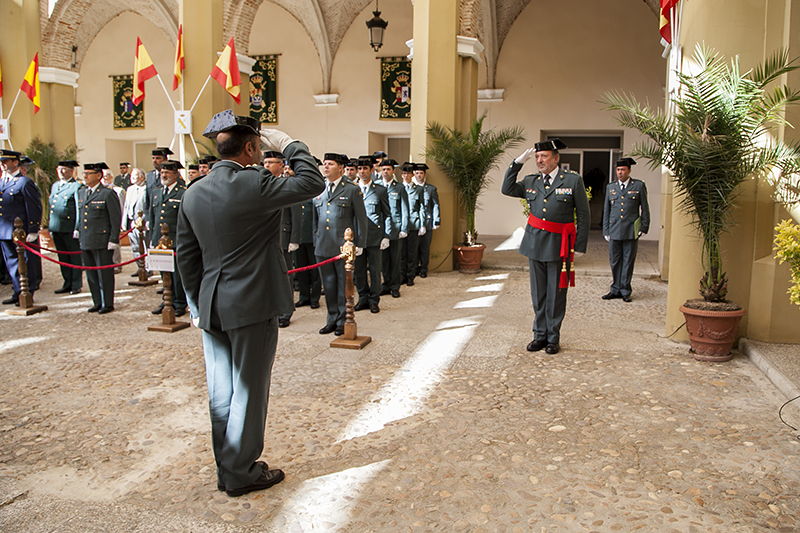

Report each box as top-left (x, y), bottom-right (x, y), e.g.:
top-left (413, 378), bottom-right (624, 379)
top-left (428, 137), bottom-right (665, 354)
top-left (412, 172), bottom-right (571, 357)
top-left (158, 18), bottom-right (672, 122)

top-left (424, 112), bottom-right (525, 272)
top-left (603, 44), bottom-right (800, 361)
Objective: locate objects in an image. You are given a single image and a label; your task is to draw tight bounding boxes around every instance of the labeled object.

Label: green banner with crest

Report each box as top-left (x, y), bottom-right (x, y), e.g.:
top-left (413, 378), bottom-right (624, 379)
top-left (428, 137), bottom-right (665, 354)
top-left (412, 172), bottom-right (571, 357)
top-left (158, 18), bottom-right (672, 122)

top-left (380, 57), bottom-right (411, 120)
top-left (250, 55), bottom-right (278, 125)
top-left (112, 75), bottom-right (144, 129)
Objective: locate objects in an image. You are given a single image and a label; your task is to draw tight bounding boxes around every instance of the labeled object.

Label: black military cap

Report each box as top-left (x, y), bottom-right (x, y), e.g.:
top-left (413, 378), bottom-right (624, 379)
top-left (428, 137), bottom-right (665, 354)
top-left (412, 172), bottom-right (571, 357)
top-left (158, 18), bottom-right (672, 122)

top-left (84, 162), bottom-right (109, 171)
top-left (534, 138), bottom-right (568, 152)
top-left (313, 156), bottom-right (322, 166)
top-left (414, 163), bottom-right (430, 172)
top-left (188, 164), bottom-right (199, 170)
top-left (206, 155), bottom-right (218, 161)
top-left (20, 156), bottom-right (34, 166)
top-left (166, 160), bottom-right (184, 169)
top-left (263, 150), bottom-right (284, 160)
top-left (119, 162), bottom-right (130, 166)
top-left (356, 157), bottom-right (373, 167)
top-left (616, 157), bottom-right (637, 168)
top-left (203, 109), bottom-right (260, 139)
top-left (161, 161), bottom-right (181, 171)
top-left (345, 158), bottom-right (358, 168)
top-left (152, 148), bottom-right (170, 157)
top-left (380, 158), bottom-right (398, 168)
top-left (372, 150), bottom-right (388, 159)
top-left (323, 153), bottom-right (348, 165)
top-left (0, 149), bottom-right (21, 160)
top-left (198, 158), bottom-right (209, 165)
top-left (400, 162), bottom-right (415, 172)
top-left (58, 160), bottom-right (80, 168)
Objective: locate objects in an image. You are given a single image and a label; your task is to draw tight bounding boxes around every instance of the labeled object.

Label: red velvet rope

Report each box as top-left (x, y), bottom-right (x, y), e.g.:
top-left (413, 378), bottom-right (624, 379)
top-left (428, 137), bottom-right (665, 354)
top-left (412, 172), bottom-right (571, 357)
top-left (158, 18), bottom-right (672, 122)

top-left (16, 240), bottom-right (146, 270)
top-left (287, 254), bottom-right (343, 274)
top-left (32, 228), bottom-right (137, 255)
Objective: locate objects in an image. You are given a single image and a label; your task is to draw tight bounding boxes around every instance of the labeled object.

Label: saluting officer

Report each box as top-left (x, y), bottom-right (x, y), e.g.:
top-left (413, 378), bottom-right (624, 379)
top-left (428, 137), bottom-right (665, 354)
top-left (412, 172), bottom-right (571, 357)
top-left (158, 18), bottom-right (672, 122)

top-left (502, 139), bottom-right (590, 355)
top-left (77, 163), bottom-right (122, 314)
top-left (414, 163), bottom-right (440, 278)
top-left (49, 160), bottom-right (84, 294)
top-left (313, 152), bottom-right (368, 336)
top-left (148, 160), bottom-right (188, 317)
top-left (602, 157), bottom-right (650, 302)
top-left (378, 159), bottom-right (408, 298)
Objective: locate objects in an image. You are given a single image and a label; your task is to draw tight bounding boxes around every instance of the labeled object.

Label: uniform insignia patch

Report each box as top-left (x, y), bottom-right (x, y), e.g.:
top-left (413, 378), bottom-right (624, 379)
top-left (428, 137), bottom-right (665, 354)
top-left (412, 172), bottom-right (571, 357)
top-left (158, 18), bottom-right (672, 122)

top-left (555, 188), bottom-right (573, 195)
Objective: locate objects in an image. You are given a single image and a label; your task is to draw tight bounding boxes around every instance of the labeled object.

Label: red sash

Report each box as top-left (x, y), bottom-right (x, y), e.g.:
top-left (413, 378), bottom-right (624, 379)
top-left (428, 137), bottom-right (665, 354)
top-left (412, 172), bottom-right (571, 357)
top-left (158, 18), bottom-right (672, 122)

top-left (527, 214), bottom-right (576, 288)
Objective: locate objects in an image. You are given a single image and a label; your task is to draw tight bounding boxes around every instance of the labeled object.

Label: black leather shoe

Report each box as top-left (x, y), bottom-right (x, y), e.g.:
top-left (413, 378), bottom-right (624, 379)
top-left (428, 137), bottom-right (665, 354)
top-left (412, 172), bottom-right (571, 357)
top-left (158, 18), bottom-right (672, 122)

top-left (174, 308), bottom-right (187, 317)
top-left (2, 297), bottom-right (18, 305)
top-left (319, 323), bottom-right (336, 334)
top-left (526, 340), bottom-right (546, 352)
top-left (54, 287), bottom-right (71, 294)
top-left (156, 289), bottom-right (164, 295)
top-left (0, 278), bottom-right (11, 285)
top-left (152, 304), bottom-right (164, 315)
top-left (406, 278), bottom-right (415, 286)
top-left (218, 461), bottom-right (269, 491)
top-left (98, 307), bottom-right (114, 315)
top-left (87, 306), bottom-right (101, 313)
top-left (379, 288), bottom-right (391, 296)
top-left (419, 272), bottom-right (427, 278)
top-left (295, 300), bottom-right (310, 308)
top-left (226, 468), bottom-right (285, 497)
top-left (370, 304), bottom-right (380, 314)
top-left (601, 292), bottom-right (621, 300)
top-left (310, 302), bottom-right (320, 309)
top-left (69, 289), bottom-right (81, 295)
top-left (353, 301), bottom-right (370, 311)
top-left (622, 295), bottom-right (632, 303)
top-left (334, 325), bottom-right (344, 336)
top-left (278, 317), bottom-right (290, 328)
top-left (131, 272), bottom-right (139, 277)
top-left (545, 343), bottom-right (560, 355)
top-left (391, 289), bottom-right (400, 298)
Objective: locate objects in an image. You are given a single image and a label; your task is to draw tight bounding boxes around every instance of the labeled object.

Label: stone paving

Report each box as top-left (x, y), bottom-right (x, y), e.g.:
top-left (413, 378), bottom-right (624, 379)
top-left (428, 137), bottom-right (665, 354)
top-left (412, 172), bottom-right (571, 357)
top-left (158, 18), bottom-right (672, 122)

top-left (1, 246), bottom-right (799, 532)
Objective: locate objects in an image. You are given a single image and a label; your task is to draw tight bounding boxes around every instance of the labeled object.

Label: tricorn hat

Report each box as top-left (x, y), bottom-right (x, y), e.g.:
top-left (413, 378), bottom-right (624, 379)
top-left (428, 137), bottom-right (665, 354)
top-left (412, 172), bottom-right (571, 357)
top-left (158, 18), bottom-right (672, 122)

top-left (616, 157), bottom-right (637, 168)
top-left (380, 158), bottom-right (398, 168)
top-left (263, 150), bottom-right (284, 160)
top-left (58, 160), bottom-right (80, 168)
top-left (400, 162), bottom-right (415, 172)
top-left (414, 163), bottom-right (429, 172)
top-left (84, 162), bottom-right (110, 171)
top-left (323, 153), bottom-right (348, 165)
top-left (161, 161), bottom-right (181, 171)
top-left (534, 138), bottom-right (568, 152)
top-left (203, 109), bottom-right (260, 139)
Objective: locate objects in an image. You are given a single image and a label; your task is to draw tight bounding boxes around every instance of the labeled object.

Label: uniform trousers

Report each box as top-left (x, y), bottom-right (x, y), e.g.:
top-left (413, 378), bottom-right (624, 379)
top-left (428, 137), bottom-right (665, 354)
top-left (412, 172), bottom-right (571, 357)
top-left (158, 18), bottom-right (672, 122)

top-left (417, 229), bottom-right (433, 276)
top-left (293, 243), bottom-right (320, 305)
top-left (279, 249), bottom-right (294, 320)
top-left (381, 239), bottom-right (403, 291)
top-left (0, 240), bottom-right (41, 298)
top-left (52, 232), bottom-right (83, 290)
top-left (126, 224), bottom-right (145, 271)
top-left (162, 256), bottom-right (187, 310)
top-left (317, 255), bottom-right (346, 326)
top-left (202, 306), bottom-right (277, 491)
top-left (401, 230), bottom-right (419, 282)
top-left (82, 248), bottom-right (114, 308)
top-left (355, 245), bottom-right (382, 305)
top-left (608, 238), bottom-right (638, 297)
top-left (529, 259), bottom-right (569, 345)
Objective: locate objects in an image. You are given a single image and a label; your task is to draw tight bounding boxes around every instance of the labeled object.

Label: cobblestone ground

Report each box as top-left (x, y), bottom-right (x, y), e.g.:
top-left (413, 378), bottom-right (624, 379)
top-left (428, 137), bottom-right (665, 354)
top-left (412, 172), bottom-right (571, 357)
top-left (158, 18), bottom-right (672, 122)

top-left (1, 252), bottom-right (799, 532)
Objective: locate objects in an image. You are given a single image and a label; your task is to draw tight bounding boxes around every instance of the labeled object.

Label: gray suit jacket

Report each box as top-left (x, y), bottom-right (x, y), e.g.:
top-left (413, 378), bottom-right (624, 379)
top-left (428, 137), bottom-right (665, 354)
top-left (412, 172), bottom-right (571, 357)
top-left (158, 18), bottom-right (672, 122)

top-left (176, 141), bottom-right (325, 331)
top-left (602, 179), bottom-right (650, 240)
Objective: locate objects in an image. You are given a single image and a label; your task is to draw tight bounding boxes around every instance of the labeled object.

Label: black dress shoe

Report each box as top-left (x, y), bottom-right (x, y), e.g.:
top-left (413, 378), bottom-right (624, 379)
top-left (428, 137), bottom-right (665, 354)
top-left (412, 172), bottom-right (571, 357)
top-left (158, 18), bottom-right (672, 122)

top-left (218, 461), bottom-right (269, 491)
top-left (69, 289), bottom-right (81, 295)
top-left (379, 288), bottom-right (391, 296)
top-left (334, 325), bottom-right (344, 336)
top-left (130, 272), bottom-right (139, 277)
top-left (152, 304), bottom-right (164, 315)
top-left (601, 292), bottom-right (621, 300)
top-left (226, 468), bottom-right (285, 497)
top-left (98, 307), bottom-right (114, 315)
top-left (622, 295), bottom-right (632, 303)
top-left (545, 343), bottom-right (560, 355)
top-left (278, 317), bottom-right (290, 328)
top-left (54, 287), bottom-right (71, 294)
top-left (156, 289), bottom-right (164, 295)
top-left (87, 305), bottom-right (101, 313)
top-left (370, 303), bottom-right (380, 314)
top-left (0, 278), bottom-right (11, 285)
top-left (406, 278), bottom-right (415, 286)
top-left (419, 272), bottom-right (427, 278)
top-left (310, 302), bottom-right (320, 309)
top-left (526, 340), bottom-right (546, 352)
top-left (319, 323), bottom-right (336, 334)
top-left (391, 289), bottom-right (400, 298)
top-left (2, 297), bottom-right (18, 305)
top-left (295, 300), bottom-right (310, 308)
top-left (353, 300), bottom-right (370, 311)
top-left (174, 308), bottom-right (187, 317)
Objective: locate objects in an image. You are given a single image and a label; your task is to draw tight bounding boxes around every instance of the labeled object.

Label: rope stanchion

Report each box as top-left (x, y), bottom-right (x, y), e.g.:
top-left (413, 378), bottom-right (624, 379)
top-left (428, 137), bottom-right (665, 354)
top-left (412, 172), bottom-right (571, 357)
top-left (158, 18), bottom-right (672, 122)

top-left (330, 228), bottom-right (371, 350)
top-left (16, 239), bottom-right (146, 270)
top-left (31, 228), bottom-right (135, 255)
top-left (7, 218), bottom-right (47, 316)
top-left (130, 210), bottom-right (158, 287)
top-left (287, 253), bottom-right (344, 275)
top-left (148, 223), bottom-right (189, 333)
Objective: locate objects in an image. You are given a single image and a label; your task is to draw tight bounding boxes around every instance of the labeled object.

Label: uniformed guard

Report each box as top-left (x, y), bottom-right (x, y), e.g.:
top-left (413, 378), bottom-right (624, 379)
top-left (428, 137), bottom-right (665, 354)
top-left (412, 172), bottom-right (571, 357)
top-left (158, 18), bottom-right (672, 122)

top-left (114, 162), bottom-right (132, 189)
top-left (377, 158), bottom-right (408, 298)
top-left (602, 157), bottom-right (650, 302)
top-left (399, 162), bottom-right (426, 286)
top-left (186, 164), bottom-right (200, 183)
top-left (148, 160), bottom-right (188, 317)
top-left (414, 163), bottom-right (440, 278)
top-left (77, 162), bottom-right (122, 313)
top-left (49, 160), bottom-right (84, 294)
top-left (344, 158), bottom-right (358, 183)
top-left (313, 152), bottom-right (368, 335)
top-left (294, 194), bottom-right (321, 310)
top-left (144, 147), bottom-right (171, 217)
top-left (502, 139), bottom-right (590, 355)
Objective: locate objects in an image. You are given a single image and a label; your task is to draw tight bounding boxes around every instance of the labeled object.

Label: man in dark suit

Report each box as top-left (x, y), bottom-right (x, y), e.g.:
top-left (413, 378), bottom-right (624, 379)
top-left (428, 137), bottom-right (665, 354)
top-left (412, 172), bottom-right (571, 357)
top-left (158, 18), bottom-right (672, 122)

top-left (148, 160), bottom-right (187, 316)
top-left (602, 157), bottom-right (650, 302)
top-left (313, 153), bottom-right (368, 335)
top-left (354, 156), bottom-right (390, 313)
top-left (77, 163), bottom-right (122, 314)
top-left (414, 163), bottom-right (440, 278)
top-left (176, 110), bottom-right (324, 497)
top-left (502, 139), bottom-right (590, 355)
top-left (49, 160), bottom-right (84, 294)
top-left (377, 159), bottom-right (409, 298)
top-left (0, 149), bottom-right (43, 306)
top-left (114, 162), bottom-right (132, 189)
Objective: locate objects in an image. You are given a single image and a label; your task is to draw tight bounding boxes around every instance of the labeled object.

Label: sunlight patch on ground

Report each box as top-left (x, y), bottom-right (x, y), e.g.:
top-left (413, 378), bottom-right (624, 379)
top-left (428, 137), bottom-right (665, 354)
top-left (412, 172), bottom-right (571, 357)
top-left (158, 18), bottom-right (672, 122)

top-left (493, 227), bottom-right (524, 251)
top-left (476, 273), bottom-right (509, 281)
top-left (0, 336), bottom-right (49, 354)
top-left (467, 283), bottom-right (504, 292)
top-left (453, 295), bottom-right (498, 308)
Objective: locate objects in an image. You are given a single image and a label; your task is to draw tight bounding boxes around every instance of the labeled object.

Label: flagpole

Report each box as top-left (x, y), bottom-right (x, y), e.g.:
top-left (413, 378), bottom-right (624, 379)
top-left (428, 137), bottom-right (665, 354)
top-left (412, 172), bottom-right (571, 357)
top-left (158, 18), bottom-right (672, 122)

top-left (188, 133), bottom-right (201, 158)
top-left (179, 79), bottom-right (187, 167)
top-left (6, 88), bottom-right (23, 121)
top-left (0, 96), bottom-right (5, 149)
top-left (155, 74), bottom-right (176, 112)
top-left (189, 75), bottom-right (211, 113)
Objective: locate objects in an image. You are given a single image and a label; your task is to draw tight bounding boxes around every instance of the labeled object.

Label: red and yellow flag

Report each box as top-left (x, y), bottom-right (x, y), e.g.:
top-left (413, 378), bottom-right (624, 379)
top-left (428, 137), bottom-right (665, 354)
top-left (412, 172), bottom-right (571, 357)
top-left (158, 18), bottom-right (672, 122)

top-left (210, 37), bottom-right (241, 104)
top-left (20, 53), bottom-right (40, 114)
top-left (172, 24), bottom-right (184, 91)
top-left (0, 59), bottom-right (4, 98)
top-left (659, 0), bottom-right (679, 44)
top-left (133, 37), bottom-right (158, 106)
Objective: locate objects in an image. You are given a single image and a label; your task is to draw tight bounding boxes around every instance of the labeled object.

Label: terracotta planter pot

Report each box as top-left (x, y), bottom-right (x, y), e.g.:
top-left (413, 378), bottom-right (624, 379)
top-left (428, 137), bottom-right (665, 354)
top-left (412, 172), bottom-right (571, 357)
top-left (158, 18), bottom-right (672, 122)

top-left (679, 304), bottom-right (747, 362)
top-left (453, 244), bottom-right (486, 273)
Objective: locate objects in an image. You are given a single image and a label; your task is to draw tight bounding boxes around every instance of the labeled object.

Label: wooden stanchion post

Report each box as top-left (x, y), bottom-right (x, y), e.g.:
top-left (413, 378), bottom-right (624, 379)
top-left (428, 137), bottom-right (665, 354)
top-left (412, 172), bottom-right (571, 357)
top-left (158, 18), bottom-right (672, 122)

top-left (331, 228), bottom-right (371, 349)
top-left (7, 218), bottom-right (47, 316)
top-left (148, 223), bottom-right (189, 333)
top-left (129, 210), bottom-right (158, 287)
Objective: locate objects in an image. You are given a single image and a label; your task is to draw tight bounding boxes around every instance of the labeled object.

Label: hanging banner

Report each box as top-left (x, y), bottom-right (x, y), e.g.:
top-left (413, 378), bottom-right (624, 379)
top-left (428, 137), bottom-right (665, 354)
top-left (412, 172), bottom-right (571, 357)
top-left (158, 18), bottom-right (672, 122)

top-left (380, 57), bottom-right (411, 120)
top-left (112, 75), bottom-right (144, 129)
top-left (250, 55), bottom-right (278, 125)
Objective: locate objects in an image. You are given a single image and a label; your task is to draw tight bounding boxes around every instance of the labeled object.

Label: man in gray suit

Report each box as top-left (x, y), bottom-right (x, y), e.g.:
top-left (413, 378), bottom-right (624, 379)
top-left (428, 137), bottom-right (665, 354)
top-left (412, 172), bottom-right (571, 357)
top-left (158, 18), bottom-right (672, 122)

top-left (602, 157), bottom-right (650, 302)
top-left (502, 139), bottom-right (590, 355)
top-left (176, 110), bottom-right (325, 497)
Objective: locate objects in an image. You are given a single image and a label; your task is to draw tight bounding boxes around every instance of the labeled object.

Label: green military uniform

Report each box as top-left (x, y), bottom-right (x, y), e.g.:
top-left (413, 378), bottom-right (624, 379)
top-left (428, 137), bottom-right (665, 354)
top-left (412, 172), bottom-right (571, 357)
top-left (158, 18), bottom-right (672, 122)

top-left (148, 179), bottom-right (187, 311)
top-left (49, 167), bottom-right (84, 292)
top-left (293, 199), bottom-right (321, 307)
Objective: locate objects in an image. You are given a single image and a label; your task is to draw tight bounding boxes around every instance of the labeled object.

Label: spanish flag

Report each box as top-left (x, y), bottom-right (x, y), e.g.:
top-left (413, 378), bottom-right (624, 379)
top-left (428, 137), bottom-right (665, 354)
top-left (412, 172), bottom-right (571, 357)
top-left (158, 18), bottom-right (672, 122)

top-left (0, 59), bottom-right (4, 98)
top-left (133, 37), bottom-right (158, 106)
top-left (172, 24), bottom-right (184, 91)
top-left (659, 0), bottom-right (679, 44)
top-left (210, 37), bottom-right (241, 104)
top-left (20, 53), bottom-right (40, 114)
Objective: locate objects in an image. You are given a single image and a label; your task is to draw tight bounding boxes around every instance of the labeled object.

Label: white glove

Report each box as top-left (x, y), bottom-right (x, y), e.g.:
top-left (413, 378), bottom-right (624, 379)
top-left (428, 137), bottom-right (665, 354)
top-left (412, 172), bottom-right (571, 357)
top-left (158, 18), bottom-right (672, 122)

top-left (380, 238), bottom-right (390, 250)
top-left (433, 225), bottom-right (439, 230)
top-left (73, 230), bottom-right (80, 239)
top-left (638, 231), bottom-right (643, 238)
top-left (355, 247), bottom-right (363, 256)
top-left (288, 243), bottom-right (299, 252)
top-left (574, 251), bottom-right (585, 258)
top-left (418, 226), bottom-right (427, 236)
top-left (26, 233), bottom-right (38, 243)
top-left (604, 235), bottom-right (610, 242)
top-left (399, 231), bottom-right (408, 239)
top-left (515, 147), bottom-right (536, 165)
top-left (107, 242), bottom-right (120, 251)
top-left (260, 128), bottom-right (296, 152)
top-left (192, 316), bottom-right (200, 328)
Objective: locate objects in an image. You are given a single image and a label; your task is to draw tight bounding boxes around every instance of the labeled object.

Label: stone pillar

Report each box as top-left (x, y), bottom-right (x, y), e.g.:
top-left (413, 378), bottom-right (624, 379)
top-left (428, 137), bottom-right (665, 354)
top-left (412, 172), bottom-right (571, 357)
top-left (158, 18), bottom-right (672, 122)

top-left (39, 68), bottom-right (79, 149)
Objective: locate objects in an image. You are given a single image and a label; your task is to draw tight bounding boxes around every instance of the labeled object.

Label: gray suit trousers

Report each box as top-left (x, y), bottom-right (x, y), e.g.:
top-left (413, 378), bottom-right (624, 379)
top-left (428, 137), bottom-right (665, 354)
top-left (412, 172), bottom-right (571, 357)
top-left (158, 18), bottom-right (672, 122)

top-left (609, 238), bottom-right (638, 297)
top-left (529, 259), bottom-right (568, 345)
top-left (82, 248), bottom-right (114, 308)
top-left (202, 312), bottom-right (278, 491)
top-left (318, 255), bottom-right (346, 326)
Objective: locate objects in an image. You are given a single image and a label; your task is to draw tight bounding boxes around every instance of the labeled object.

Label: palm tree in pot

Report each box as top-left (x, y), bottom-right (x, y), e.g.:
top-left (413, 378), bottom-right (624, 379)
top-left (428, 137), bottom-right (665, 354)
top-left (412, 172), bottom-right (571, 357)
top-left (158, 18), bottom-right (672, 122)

top-left (603, 44), bottom-right (800, 360)
top-left (424, 112), bottom-right (525, 271)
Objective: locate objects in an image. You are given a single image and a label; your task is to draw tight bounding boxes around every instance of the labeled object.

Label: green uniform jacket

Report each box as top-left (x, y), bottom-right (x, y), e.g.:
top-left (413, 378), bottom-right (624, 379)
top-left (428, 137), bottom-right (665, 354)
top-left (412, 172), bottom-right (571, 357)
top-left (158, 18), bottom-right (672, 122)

top-left (602, 178), bottom-right (650, 240)
top-left (48, 178), bottom-right (84, 233)
top-left (76, 184), bottom-right (122, 250)
top-left (148, 182), bottom-right (187, 246)
top-left (312, 180), bottom-right (368, 257)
